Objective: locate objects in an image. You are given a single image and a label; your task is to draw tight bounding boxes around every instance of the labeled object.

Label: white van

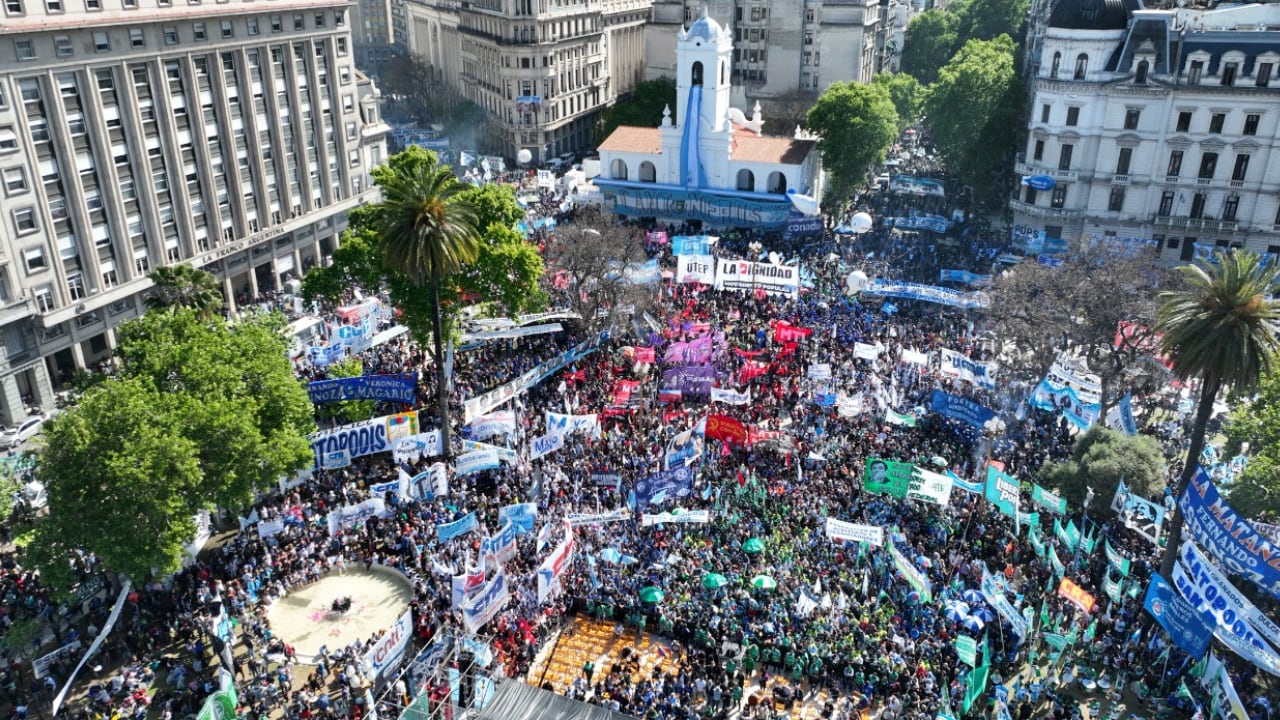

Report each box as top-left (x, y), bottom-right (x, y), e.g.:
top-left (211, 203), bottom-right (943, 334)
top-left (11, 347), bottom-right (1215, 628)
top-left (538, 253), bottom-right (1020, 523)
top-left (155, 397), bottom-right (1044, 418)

top-left (286, 316), bottom-right (327, 359)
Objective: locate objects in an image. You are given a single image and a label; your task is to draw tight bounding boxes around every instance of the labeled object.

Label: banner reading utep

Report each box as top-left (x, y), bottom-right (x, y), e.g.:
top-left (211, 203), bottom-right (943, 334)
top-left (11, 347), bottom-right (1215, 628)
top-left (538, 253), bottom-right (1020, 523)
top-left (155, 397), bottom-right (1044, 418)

top-left (705, 414), bottom-right (748, 445)
top-left (308, 373), bottom-right (418, 404)
top-left (1180, 466), bottom-right (1280, 600)
top-left (675, 254), bottom-right (716, 284)
top-left (480, 522), bottom-right (518, 567)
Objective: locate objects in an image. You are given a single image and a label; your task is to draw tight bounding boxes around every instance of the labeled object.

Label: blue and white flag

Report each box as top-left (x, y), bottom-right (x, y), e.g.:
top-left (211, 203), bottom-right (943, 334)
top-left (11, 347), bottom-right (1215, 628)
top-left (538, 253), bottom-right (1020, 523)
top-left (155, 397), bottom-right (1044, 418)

top-left (437, 512), bottom-right (479, 543)
top-left (1144, 572), bottom-right (1213, 658)
top-left (498, 502), bottom-right (537, 535)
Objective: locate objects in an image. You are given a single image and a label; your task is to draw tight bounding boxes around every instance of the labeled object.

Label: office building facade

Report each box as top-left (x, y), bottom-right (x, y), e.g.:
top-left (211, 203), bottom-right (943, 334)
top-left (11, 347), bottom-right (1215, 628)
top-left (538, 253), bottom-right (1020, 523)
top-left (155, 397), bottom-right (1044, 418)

top-left (645, 0), bottom-right (885, 108)
top-left (0, 0), bottom-right (389, 425)
top-left (403, 0), bottom-right (651, 163)
top-left (1014, 0), bottom-right (1280, 262)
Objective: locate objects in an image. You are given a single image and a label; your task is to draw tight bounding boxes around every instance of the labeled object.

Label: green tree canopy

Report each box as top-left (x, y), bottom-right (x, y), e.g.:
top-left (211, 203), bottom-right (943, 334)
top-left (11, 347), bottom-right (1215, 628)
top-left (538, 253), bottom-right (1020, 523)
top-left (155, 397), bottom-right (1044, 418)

top-left (595, 77), bottom-right (677, 144)
top-left (873, 72), bottom-right (925, 131)
top-left (950, 0), bottom-right (1030, 46)
top-left (1039, 426), bottom-right (1166, 518)
top-left (145, 265), bottom-right (225, 319)
top-left (806, 81), bottom-right (898, 210)
top-left (30, 310), bottom-right (314, 590)
top-left (1225, 367), bottom-right (1280, 521)
top-left (900, 10), bottom-right (959, 85)
top-left (1155, 250), bottom-right (1280, 576)
top-left (302, 147), bottom-right (547, 343)
top-left (924, 35), bottom-right (1024, 200)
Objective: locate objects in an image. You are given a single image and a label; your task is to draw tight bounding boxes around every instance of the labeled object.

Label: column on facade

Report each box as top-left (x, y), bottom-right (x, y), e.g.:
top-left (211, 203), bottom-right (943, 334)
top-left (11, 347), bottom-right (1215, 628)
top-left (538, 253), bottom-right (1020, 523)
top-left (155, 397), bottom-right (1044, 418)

top-left (30, 362), bottom-right (55, 411)
top-left (0, 374), bottom-right (27, 427)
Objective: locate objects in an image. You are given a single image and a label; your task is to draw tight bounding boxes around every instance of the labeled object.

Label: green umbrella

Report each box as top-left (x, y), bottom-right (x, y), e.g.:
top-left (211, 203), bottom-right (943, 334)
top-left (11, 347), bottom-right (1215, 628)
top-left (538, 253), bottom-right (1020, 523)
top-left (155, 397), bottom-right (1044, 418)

top-left (702, 573), bottom-right (729, 590)
top-left (751, 575), bottom-right (778, 591)
top-left (639, 586), bottom-right (665, 603)
top-left (742, 538), bottom-right (765, 554)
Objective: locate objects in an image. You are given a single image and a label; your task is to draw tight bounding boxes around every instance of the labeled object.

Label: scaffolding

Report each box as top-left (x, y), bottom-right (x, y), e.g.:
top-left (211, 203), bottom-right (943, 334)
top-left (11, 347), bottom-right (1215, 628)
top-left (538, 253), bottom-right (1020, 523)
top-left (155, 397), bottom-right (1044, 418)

top-left (374, 625), bottom-right (499, 720)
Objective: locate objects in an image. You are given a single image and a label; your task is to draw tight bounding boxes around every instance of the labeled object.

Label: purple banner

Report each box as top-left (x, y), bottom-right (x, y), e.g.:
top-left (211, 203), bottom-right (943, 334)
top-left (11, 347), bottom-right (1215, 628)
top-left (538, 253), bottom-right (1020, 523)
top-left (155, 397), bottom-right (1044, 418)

top-left (663, 336), bottom-right (716, 365)
top-left (662, 366), bottom-right (717, 397)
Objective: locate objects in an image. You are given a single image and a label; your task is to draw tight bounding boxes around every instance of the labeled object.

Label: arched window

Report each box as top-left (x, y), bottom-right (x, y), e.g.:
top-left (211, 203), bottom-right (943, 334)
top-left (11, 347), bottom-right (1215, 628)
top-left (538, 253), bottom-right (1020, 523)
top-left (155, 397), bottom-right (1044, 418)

top-left (1074, 53), bottom-right (1088, 80)
top-left (766, 171), bottom-right (787, 194)
top-left (1050, 52), bottom-right (1061, 78)
top-left (736, 169), bottom-right (755, 191)
top-left (1135, 60), bottom-right (1149, 84)
top-left (692, 61), bottom-right (704, 86)
top-left (611, 158), bottom-right (628, 180)
top-left (639, 161), bottom-right (656, 182)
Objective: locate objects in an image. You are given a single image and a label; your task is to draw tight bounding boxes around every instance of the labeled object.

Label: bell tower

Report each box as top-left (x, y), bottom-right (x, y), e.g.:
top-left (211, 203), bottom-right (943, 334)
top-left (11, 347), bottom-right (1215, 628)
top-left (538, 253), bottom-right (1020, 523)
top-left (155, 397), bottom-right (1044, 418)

top-left (675, 8), bottom-right (733, 134)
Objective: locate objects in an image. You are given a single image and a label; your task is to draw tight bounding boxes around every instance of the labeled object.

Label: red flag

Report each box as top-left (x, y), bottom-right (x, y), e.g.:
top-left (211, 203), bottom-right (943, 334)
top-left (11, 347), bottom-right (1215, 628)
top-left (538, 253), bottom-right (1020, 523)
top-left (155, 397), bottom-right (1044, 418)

top-left (705, 414), bottom-right (749, 445)
top-left (737, 469), bottom-right (746, 487)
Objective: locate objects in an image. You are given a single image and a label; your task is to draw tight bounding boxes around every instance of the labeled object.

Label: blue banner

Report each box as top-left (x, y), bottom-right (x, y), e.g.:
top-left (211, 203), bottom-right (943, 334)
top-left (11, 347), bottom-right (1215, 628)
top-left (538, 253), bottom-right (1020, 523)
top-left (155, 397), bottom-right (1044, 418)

top-left (595, 179), bottom-right (795, 227)
top-left (308, 344), bottom-right (345, 367)
top-left (947, 469), bottom-right (983, 494)
top-left (930, 390), bottom-right (995, 428)
top-left (437, 512), bottom-right (479, 543)
top-left (671, 235), bottom-right (714, 255)
top-left (939, 269), bottom-right (992, 286)
top-left (1144, 573), bottom-right (1212, 658)
top-left (1180, 466), bottom-right (1280, 600)
top-left (307, 373), bottom-right (418, 404)
top-left (862, 281), bottom-right (989, 309)
top-left (497, 502), bottom-right (537, 535)
top-left (886, 214), bottom-right (952, 233)
top-left (783, 213), bottom-right (824, 240)
top-left (634, 466), bottom-right (695, 513)
top-left (1029, 380), bottom-right (1100, 430)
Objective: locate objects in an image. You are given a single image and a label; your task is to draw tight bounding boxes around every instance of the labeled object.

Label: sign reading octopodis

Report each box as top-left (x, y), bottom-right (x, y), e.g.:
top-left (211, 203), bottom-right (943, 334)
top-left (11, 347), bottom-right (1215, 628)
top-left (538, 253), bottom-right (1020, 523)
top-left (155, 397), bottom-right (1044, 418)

top-left (597, 181), bottom-right (795, 227)
top-left (309, 416), bottom-right (391, 468)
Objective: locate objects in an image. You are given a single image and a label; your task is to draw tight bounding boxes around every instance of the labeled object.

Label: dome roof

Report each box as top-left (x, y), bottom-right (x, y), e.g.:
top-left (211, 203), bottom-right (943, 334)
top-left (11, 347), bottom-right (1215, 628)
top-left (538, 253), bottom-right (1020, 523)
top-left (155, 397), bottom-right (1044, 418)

top-left (686, 13), bottom-right (724, 43)
top-left (1048, 0), bottom-right (1137, 30)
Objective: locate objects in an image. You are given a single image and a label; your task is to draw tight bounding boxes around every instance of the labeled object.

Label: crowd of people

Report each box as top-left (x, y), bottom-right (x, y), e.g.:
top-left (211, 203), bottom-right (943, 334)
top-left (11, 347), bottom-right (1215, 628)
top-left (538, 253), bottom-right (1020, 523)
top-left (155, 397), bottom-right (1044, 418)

top-left (5, 173), bottom-right (1274, 720)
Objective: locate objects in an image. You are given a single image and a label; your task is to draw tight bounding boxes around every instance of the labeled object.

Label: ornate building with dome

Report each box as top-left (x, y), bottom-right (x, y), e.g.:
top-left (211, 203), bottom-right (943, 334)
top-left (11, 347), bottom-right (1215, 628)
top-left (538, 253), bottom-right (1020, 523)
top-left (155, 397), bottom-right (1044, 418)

top-left (594, 11), bottom-right (824, 229)
top-left (1014, 0), bottom-right (1280, 262)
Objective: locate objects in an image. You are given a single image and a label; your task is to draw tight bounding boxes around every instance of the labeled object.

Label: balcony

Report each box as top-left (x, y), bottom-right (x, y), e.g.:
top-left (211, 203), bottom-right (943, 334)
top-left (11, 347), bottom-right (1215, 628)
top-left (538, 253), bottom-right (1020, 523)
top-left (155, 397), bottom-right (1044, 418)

top-left (1152, 216), bottom-right (1238, 232)
top-left (1009, 198), bottom-right (1079, 220)
top-left (1014, 161), bottom-right (1078, 183)
top-left (0, 297), bottom-right (34, 327)
top-left (1111, 174), bottom-right (1130, 185)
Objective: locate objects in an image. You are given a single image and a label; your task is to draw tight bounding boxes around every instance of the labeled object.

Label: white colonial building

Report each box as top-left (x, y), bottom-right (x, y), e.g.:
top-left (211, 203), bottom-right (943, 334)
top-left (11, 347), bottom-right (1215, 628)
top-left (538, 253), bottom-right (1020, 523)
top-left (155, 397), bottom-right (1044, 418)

top-left (595, 12), bottom-right (822, 229)
top-left (1014, 0), bottom-right (1280, 262)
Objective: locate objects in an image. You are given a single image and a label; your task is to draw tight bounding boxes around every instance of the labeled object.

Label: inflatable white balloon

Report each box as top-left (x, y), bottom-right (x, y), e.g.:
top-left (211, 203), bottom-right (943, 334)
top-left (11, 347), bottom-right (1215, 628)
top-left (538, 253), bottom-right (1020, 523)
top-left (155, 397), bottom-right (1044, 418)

top-left (850, 212), bottom-right (873, 234)
top-left (846, 270), bottom-right (869, 294)
top-left (767, 251), bottom-right (782, 266)
top-left (517, 149), bottom-right (533, 165)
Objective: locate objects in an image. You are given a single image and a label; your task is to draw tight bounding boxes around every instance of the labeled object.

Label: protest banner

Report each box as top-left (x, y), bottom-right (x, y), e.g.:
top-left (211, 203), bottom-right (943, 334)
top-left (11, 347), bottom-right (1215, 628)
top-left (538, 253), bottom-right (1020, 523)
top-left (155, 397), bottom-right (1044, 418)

top-left (642, 510), bottom-right (711, 526)
top-left (307, 373), bottom-right (418, 404)
top-left (863, 458), bottom-right (915, 498)
top-left (1179, 465), bottom-right (1280, 600)
top-left (327, 498), bottom-right (388, 536)
top-left (634, 467), bottom-right (695, 513)
top-left (705, 414), bottom-right (749, 445)
top-left (566, 509), bottom-right (632, 526)
top-left (1058, 577), bottom-right (1096, 613)
top-left (663, 427), bottom-right (703, 470)
top-left (437, 512), bottom-right (479, 543)
top-left (362, 609), bottom-right (413, 681)
top-left (715, 258), bottom-right (800, 298)
top-left (863, 280), bottom-right (989, 310)
top-left (498, 503), bottom-right (537, 534)
top-left (1111, 480), bottom-right (1165, 545)
top-left (908, 467), bottom-right (953, 506)
top-left (1144, 573), bottom-right (1213, 658)
top-left (529, 432), bottom-right (564, 461)
top-left (537, 530), bottom-right (575, 603)
top-left (462, 572), bottom-right (511, 633)
top-left (675, 254), bottom-right (716, 284)
top-left (985, 466), bottom-right (1020, 520)
top-left (455, 449), bottom-right (501, 476)
top-left (546, 411), bottom-right (602, 439)
top-left (930, 390), bottom-right (995, 428)
top-left (824, 518), bottom-right (885, 546)
top-left (938, 349), bottom-right (997, 389)
top-left (1031, 484), bottom-right (1067, 514)
top-left (888, 537), bottom-right (933, 602)
top-left (710, 387), bottom-right (750, 405)
top-left (309, 416), bottom-right (392, 469)
top-left (1173, 541), bottom-right (1280, 674)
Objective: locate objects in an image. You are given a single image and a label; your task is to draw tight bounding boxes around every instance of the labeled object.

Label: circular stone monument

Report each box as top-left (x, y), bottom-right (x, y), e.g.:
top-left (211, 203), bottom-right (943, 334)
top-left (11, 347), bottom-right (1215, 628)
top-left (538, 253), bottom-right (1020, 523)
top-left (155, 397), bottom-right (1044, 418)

top-left (265, 567), bottom-right (413, 662)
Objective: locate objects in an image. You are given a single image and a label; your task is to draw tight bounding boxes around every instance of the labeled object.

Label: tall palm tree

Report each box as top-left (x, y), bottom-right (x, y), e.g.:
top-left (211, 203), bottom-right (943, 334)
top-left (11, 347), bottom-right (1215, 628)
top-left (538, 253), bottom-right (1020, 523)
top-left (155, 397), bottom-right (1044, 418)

top-left (1155, 249), bottom-right (1280, 577)
top-left (146, 265), bottom-right (225, 319)
top-left (375, 153), bottom-right (480, 459)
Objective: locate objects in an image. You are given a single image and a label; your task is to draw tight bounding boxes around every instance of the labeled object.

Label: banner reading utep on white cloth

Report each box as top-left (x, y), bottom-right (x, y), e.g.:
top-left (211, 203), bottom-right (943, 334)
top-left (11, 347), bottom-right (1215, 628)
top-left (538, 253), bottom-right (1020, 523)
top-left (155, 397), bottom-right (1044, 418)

top-left (676, 254), bottom-right (716, 284)
top-left (714, 258), bottom-right (800, 298)
top-left (824, 518), bottom-right (884, 546)
top-left (642, 510), bottom-right (711, 526)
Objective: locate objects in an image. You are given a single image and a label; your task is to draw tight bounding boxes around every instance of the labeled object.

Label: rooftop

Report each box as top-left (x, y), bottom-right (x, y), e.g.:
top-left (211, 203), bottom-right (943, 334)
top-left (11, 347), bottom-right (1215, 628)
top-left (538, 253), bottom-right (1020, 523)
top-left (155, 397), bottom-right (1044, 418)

top-left (598, 125), bottom-right (816, 166)
top-left (597, 125), bottom-right (664, 154)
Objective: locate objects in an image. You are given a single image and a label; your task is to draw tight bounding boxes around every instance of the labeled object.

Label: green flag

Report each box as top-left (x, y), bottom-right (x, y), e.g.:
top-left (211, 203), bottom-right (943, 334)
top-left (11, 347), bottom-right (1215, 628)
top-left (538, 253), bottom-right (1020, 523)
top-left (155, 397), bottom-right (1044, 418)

top-left (863, 458), bottom-right (914, 498)
top-left (1029, 524), bottom-right (1046, 557)
top-left (955, 636), bottom-right (978, 667)
top-left (1080, 522), bottom-right (1100, 554)
top-left (884, 409), bottom-right (917, 427)
top-left (962, 664), bottom-right (990, 714)
top-left (1176, 680), bottom-right (1193, 701)
top-left (1043, 633), bottom-right (1068, 651)
top-left (1049, 545), bottom-right (1065, 577)
top-left (981, 632), bottom-right (990, 663)
top-left (1084, 619), bottom-right (1098, 642)
top-left (1054, 517), bottom-right (1080, 550)
top-left (1031, 484), bottom-right (1067, 514)
top-left (1105, 539), bottom-right (1131, 576)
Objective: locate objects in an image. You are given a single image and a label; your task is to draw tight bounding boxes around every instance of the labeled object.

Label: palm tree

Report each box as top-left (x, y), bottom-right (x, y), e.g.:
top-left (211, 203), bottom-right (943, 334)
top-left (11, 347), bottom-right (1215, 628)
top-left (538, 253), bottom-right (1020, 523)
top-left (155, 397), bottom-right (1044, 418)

top-left (1155, 249), bottom-right (1280, 577)
top-left (375, 153), bottom-right (480, 459)
top-left (146, 265), bottom-right (225, 319)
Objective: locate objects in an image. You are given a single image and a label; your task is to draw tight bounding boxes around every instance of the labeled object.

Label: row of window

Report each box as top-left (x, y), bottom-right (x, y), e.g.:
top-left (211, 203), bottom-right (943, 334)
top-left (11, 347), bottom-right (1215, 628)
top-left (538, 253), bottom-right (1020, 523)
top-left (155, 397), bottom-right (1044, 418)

top-left (4, 0), bottom-right (348, 18)
top-left (14, 11), bottom-right (347, 60)
top-left (1032, 139), bottom-right (1253, 183)
top-left (1048, 50), bottom-right (1276, 88)
top-left (1040, 103), bottom-right (1261, 137)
